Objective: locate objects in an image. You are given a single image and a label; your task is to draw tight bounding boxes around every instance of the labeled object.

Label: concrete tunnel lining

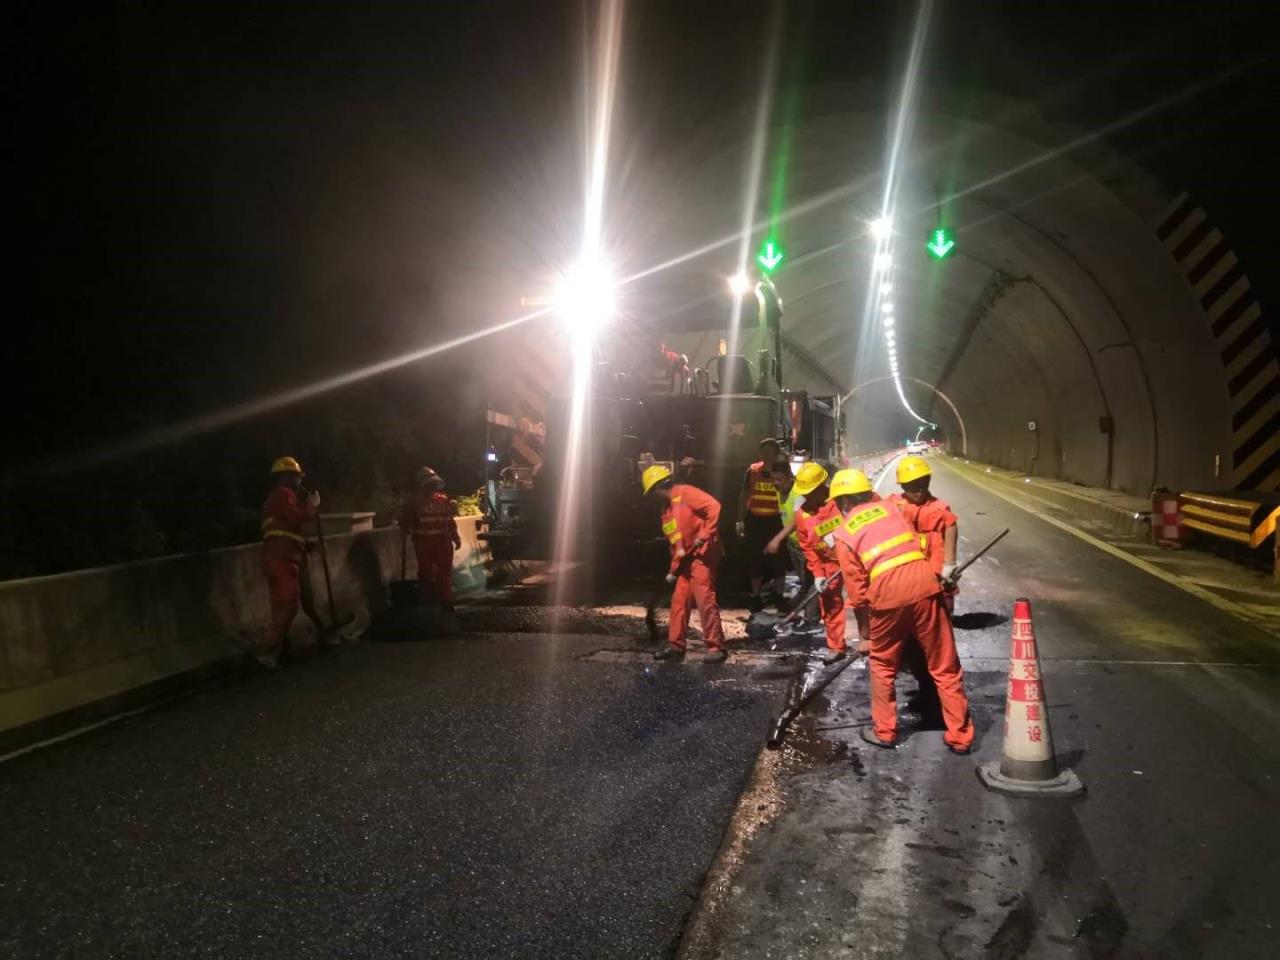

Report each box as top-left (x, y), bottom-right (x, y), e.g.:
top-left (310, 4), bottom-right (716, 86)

top-left (623, 102), bottom-right (1250, 493)
top-left (486, 88), bottom-right (1273, 494)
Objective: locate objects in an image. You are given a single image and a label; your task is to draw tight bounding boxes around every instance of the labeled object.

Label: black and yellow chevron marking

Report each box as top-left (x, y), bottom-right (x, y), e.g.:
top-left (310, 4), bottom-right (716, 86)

top-left (1157, 193), bottom-right (1278, 491)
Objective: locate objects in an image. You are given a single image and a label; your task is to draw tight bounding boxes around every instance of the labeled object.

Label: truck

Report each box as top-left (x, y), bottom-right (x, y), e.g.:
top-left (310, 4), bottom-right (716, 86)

top-left (481, 277), bottom-right (838, 568)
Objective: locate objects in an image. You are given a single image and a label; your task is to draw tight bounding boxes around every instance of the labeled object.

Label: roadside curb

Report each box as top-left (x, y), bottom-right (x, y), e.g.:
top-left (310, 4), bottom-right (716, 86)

top-left (941, 456), bottom-right (1149, 539)
top-left (935, 456), bottom-right (1279, 637)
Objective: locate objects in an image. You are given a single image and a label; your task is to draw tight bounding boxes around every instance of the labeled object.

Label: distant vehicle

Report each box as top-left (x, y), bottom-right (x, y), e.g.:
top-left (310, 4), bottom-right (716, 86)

top-left (906, 440), bottom-right (928, 455)
top-left (927, 438), bottom-right (940, 448)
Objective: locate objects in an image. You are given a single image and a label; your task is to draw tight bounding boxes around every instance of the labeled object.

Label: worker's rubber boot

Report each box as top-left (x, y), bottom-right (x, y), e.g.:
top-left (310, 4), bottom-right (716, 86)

top-left (703, 649), bottom-right (728, 664)
top-left (653, 646), bottom-right (685, 662)
top-left (822, 649), bottom-right (847, 666)
top-left (860, 726), bottom-right (896, 749)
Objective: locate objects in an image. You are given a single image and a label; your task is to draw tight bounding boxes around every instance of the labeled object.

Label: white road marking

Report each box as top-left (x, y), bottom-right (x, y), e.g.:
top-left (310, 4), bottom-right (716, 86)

top-left (0, 704), bottom-right (156, 765)
top-left (937, 458), bottom-right (1279, 636)
top-left (873, 454), bottom-right (902, 493)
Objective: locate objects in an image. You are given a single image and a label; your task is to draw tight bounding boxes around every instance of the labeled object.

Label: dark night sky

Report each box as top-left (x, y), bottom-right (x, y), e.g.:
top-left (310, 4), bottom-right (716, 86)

top-left (7, 0), bottom-right (1277, 475)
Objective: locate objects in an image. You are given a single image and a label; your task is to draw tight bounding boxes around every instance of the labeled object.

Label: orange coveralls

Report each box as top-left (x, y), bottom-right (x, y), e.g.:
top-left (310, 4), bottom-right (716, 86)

top-left (833, 500), bottom-right (974, 749)
top-left (661, 484), bottom-right (726, 652)
top-left (401, 491), bottom-right (460, 604)
top-left (890, 492), bottom-right (959, 613)
top-left (794, 500), bottom-right (846, 655)
top-left (261, 486), bottom-right (317, 651)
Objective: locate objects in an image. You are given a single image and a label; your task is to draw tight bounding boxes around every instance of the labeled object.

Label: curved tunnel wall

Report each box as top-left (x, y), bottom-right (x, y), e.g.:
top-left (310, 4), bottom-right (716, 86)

top-left (621, 102), bottom-right (1273, 494)
top-left (491, 93), bottom-right (1275, 494)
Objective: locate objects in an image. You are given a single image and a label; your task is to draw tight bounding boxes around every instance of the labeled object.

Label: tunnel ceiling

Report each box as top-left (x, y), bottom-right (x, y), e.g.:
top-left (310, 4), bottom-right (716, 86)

top-left (630, 90), bottom-right (1278, 494)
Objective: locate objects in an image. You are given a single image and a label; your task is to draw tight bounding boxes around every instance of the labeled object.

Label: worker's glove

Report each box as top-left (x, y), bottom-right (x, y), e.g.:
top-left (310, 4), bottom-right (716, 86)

top-left (692, 537), bottom-right (705, 550)
top-left (813, 576), bottom-right (828, 593)
top-left (735, 520), bottom-right (745, 538)
top-left (452, 537), bottom-right (462, 550)
top-left (941, 561), bottom-right (957, 580)
top-left (308, 490), bottom-right (321, 509)
top-left (665, 573), bottom-right (677, 584)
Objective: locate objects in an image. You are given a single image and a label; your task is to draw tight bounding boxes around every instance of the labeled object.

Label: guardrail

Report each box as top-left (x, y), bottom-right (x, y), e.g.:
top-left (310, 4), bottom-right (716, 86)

top-left (1178, 492), bottom-right (1280, 581)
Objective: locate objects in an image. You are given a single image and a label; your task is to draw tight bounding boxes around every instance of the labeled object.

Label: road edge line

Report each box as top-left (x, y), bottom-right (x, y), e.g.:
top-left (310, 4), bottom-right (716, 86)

top-left (936, 457), bottom-right (1278, 636)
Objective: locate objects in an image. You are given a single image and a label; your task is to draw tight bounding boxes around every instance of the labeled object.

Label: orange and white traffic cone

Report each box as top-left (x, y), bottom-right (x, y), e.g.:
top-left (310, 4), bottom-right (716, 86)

top-left (977, 598), bottom-right (1084, 798)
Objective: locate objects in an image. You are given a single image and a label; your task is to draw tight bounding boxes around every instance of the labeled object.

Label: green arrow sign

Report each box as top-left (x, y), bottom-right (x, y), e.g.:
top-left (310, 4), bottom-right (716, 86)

top-left (757, 240), bottom-right (784, 273)
top-left (926, 228), bottom-right (955, 259)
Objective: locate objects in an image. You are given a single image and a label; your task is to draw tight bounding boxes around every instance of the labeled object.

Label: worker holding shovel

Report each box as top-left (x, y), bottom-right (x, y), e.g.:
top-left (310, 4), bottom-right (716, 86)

top-left (786, 463), bottom-right (851, 665)
top-left (829, 469), bottom-right (975, 753)
top-left (643, 464), bottom-right (727, 664)
top-left (258, 456), bottom-right (321, 669)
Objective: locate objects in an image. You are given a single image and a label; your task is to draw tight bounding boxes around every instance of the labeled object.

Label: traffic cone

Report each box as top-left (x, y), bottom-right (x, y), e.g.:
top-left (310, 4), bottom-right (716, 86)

top-left (977, 598), bottom-right (1084, 798)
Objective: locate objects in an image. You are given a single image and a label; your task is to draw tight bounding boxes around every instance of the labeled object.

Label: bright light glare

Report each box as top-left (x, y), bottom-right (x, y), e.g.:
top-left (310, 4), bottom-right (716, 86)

top-left (881, 301), bottom-right (894, 314)
top-left (873, 252), bottom-right (893, 271)
top-left (885, 316), bottom-right (895, 328)
top-left (554, 256), bottom-right (616, 339)
top-left (727, 271), bottom-right (754, 297)
top-left (879, 282), bottom-right (892, 295)
top-left (870, 216), bottom-right (894, 241)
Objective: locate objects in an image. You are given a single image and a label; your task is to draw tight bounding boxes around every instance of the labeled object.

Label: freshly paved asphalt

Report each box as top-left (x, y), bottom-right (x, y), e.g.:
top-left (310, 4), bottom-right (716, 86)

top-left (0, 621), bottom-right (793, 958)
top-left (681, 457), bottom-right (1280, 960)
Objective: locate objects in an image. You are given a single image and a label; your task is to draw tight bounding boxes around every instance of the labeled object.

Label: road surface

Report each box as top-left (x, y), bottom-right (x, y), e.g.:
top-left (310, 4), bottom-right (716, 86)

top-left (3, 456), bottom-right (1278, 959)
top-left (680, 456), bottom-right (1280, 960)
top-left (0, 617), bottom-right (790, 959)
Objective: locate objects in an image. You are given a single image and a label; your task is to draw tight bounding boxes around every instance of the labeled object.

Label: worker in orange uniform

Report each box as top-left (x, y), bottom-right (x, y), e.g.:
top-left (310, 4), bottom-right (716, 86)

top-left (400, 466), bottom-right (462, 610)
top-left (736, 438), bottom-right (785, 612)
top-left (890, 455), bottom-right (959, 613)
top-left (774, 463), bottom-right (849, 664)
top-left (643, 464), bottom-right (727, 664)
top-left (259, 456), bottom-right (321, 669)
top-left (829, 468), bottom-right (974, 753)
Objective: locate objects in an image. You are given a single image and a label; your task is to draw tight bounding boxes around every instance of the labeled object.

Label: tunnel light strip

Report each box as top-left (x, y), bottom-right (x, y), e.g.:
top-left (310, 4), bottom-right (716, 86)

top-left (870, 0), bottom-right (934, 431)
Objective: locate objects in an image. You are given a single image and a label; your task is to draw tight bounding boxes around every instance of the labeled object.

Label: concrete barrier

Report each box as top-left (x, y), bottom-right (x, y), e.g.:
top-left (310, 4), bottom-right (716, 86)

top-left (940, 455), bottom-right (1150, 538)
top-left (0, 517), bottom-right (488, 752)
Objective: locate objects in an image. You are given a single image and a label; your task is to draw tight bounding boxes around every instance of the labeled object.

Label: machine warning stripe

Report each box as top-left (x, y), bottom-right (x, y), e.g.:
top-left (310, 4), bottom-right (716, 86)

top-left (1156, 195), bottom-right (1277, 491)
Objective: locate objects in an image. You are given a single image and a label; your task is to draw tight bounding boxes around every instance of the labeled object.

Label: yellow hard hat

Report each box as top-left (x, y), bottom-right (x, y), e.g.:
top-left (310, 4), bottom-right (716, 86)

top-left (641, 463), bottom-right (673, 494)
top-left (271, 456), bottom-right (303, 474)
top-left (793, 462), bottom-right (829, 496)
top-left (830, 468), bottom-right (871, 498)
top-left (896, 455), bottom-right (932, 485)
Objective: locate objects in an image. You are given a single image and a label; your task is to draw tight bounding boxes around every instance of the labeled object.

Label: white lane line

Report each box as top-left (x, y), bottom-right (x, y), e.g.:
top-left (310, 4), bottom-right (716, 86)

top-left (962, 656), bottom-right (1272, 667)
top-left (0, 703), bottom-right (157, 765)
top-left (873, 454), bottom-right (902, 493)
top-left (937, 458), bottom-right (1278, 636)
top-left (1200, 664), bottom-right (1280, 721)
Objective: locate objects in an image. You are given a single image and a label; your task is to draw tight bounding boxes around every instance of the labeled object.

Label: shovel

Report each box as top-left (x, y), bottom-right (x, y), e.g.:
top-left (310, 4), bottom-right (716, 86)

top-left (764, 527), bottom-right (1010, 747)
top-left (312, 511), bottom-right (356, 640)
top-left (746, 571), bottom-right (843, 645)
top-left (643, 547), bottom-right (697, 644)
top-left (767, 650), bottom-right (862, 748)
top-left (389, 530), bottom-right (422, 608)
